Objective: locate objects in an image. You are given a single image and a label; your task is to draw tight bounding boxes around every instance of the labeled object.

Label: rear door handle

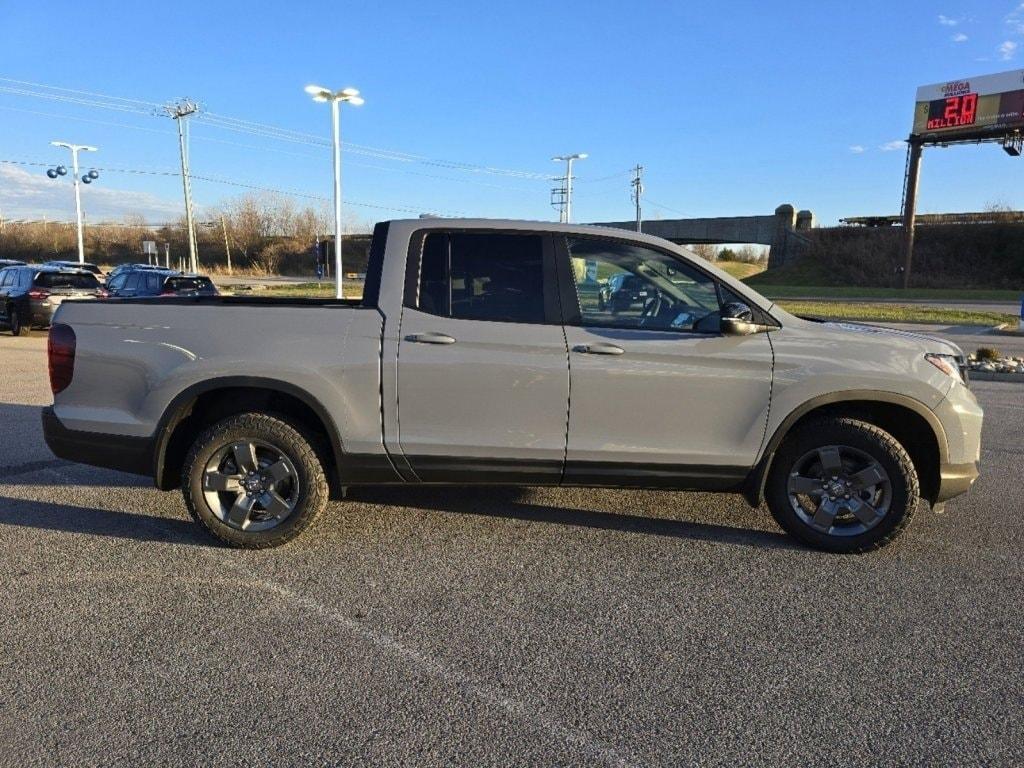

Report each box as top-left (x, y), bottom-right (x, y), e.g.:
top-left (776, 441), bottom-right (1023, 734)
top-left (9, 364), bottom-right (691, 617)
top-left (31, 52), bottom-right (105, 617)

top-left (573, 343), bottom-right (625, 356)
top-left (406, 332), bottom-right (457, 345)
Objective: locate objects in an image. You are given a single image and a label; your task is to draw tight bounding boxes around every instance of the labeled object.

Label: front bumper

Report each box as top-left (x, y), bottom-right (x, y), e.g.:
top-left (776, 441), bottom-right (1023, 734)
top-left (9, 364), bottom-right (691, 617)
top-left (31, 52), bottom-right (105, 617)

top-left (41, 406), bottom-right (153, 476)
top-left (935, 461), bottom-right (980, 504)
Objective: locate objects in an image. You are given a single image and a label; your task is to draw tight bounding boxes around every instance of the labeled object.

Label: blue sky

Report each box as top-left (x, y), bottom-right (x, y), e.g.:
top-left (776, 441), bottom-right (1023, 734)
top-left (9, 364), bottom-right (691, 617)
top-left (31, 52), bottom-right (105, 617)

top-left (2, 0), bottom-right (1024, 227)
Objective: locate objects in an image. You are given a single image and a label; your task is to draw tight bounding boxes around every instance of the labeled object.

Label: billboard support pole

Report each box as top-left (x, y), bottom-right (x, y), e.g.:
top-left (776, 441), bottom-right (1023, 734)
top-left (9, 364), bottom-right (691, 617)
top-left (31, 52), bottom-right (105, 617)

top-left (900, 137), bottom-right (924, 289)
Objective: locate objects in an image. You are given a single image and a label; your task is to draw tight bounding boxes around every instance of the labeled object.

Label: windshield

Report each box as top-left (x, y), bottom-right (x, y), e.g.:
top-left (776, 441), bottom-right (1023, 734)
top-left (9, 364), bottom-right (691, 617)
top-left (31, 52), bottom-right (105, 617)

top-left (35, 272), bottom-right (100, 290)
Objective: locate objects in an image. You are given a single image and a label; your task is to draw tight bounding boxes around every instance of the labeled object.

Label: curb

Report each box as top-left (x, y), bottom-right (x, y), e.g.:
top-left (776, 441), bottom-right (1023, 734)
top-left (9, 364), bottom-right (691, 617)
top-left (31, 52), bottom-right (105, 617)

top-left (968, 371), bottom-right (1024, 383)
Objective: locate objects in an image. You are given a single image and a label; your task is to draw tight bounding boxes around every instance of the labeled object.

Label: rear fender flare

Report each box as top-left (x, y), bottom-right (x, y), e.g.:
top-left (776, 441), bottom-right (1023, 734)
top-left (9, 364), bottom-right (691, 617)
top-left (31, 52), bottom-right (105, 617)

top-left (152, 376), bottom-right (345, 490)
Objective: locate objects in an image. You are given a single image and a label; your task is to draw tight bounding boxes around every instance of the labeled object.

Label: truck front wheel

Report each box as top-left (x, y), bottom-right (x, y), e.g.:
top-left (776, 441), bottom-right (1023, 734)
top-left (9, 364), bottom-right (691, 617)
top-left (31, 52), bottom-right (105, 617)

top-left (765, 417), bottom-right (919, 553)
top-left (181, 413), bottom-right (329, 548)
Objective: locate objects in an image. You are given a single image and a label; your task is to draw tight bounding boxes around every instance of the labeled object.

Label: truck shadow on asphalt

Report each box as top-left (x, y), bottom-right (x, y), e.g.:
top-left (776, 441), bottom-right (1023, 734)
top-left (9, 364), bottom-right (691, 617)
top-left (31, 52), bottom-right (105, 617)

top-left (0, 497), bottom-right (211, 546)
top-left (347, 486), bottom-right (799, 552)
top-left (0, 487), bottom-right (797, 551)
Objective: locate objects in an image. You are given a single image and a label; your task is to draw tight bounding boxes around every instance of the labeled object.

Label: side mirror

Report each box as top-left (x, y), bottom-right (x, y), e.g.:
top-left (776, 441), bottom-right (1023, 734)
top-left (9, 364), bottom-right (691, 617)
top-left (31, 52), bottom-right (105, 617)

top-left (721, 301), bottom-right (773, 336)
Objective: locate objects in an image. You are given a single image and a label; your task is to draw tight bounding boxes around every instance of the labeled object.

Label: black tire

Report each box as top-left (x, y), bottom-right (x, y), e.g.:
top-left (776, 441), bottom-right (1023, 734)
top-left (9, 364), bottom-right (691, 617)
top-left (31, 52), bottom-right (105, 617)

top-left (765, 417), bottom-right (919, 554)
top-left (181, 413), bottom-right (329, 548)
top-left (9, 306), bottom-right (25, 336)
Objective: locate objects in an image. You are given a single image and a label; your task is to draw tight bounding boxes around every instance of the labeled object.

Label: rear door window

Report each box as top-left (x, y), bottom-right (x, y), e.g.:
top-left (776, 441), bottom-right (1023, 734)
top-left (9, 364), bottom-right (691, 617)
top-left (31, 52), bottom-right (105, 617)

top-left (413, 232), bottom-right (548, 324)
top-left (146, 274), bottom-right (163, 294)
top-left (35, 272), bottom-right (100, 290)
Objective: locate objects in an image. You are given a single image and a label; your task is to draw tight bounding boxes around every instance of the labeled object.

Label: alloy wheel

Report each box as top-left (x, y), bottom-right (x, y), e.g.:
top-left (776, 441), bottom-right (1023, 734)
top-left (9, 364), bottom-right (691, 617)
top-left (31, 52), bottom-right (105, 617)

top-left (201, 439), bottom-right (300, 532)
top-left (786, 445), bottom-right (892, 537)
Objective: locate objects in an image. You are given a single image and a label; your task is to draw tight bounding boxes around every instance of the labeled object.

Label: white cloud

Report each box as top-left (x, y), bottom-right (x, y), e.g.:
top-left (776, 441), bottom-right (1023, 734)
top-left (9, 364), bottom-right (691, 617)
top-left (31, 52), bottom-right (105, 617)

top-left (938, 14), bottom-right (959, 26)
top-left (849, 145), bottom-right (865, 154)
top-left (952, 32), bottom-right (968, 42)
top-left (880, 140), bottom-right (906, 152)
top-left (0, 164), bottom-right (182, 222)
top-left (1007, 3), bottom-right (1024, 32)
top-left (999, 40), bottom-right (1019, 60)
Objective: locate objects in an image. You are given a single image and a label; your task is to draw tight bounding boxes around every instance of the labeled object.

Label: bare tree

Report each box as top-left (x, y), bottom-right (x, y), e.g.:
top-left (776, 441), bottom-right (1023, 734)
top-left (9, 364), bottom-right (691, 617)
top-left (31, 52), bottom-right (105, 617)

top-left (689, 243), bottom-right (718, 261)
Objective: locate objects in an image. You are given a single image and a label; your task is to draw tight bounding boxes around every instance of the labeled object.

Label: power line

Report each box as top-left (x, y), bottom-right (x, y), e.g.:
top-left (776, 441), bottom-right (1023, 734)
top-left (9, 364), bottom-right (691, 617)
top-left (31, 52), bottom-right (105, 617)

top-left (0, 158), bottom-right (468, 216)
top-left (0, 76), bottom-right (163, 107)
top-left (0, 78), bottom-right (556, 180)
top-left (642, 197), bottom-right (688, 216)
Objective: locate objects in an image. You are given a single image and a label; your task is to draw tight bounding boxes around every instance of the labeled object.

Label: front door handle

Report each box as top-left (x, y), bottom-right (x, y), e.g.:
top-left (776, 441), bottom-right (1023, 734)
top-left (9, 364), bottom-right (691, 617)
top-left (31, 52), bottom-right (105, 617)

top-left (573, 343), bottom-right (625, 356)
top-left (406, 332), bottom-right (457, 345)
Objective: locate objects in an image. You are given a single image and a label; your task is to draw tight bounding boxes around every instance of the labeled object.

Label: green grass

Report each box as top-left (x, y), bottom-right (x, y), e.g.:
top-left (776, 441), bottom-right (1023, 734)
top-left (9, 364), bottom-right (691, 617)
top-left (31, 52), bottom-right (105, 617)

top-left (750, 285), bottom-right (1022, 301)
top-left (235, 282), bottom-right (360, 299)
top-left (715, 261), bottom-right (766, 280)
top-left (776, 300), bottom-right (1015, 326)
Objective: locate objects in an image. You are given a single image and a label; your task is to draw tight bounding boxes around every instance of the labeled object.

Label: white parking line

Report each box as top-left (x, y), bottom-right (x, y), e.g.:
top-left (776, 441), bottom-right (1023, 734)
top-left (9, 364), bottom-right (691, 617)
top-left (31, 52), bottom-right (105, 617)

top-left (20, 462), bottom-right (645, 768)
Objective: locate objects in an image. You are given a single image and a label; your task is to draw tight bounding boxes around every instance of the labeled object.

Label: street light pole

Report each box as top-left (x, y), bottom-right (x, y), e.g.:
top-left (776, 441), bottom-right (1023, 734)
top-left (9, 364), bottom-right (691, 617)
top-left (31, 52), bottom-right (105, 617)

top-left (552, 153), bottom-right (587, 223)
top-left (50, 141), bottom-right (97, 264)
top-left (306, 84), bottom-right (364, 300)
top-left (331, 96), bottom-right (343, 298)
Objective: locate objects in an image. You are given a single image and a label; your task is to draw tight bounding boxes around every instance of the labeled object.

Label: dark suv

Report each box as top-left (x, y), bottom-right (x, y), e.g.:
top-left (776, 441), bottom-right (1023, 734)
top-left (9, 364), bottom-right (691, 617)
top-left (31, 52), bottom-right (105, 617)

top-left (0, 265), bottom-right (105, 336)
top-left (43, 260), bottom-right (105, 279)
top-left (106, 263), bottom-right (165, 282)
top-left (602, 273), bottom-right (657, 314)
top-left (106, 269), bottom-right (218, 298)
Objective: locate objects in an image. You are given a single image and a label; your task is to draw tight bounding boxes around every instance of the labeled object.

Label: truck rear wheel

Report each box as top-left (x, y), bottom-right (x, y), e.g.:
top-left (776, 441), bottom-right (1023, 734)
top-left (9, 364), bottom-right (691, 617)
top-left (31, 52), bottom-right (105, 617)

top-left (181, 413), bottom-right (329, 548)
top-left (765, 417), bottom-right (919, 553)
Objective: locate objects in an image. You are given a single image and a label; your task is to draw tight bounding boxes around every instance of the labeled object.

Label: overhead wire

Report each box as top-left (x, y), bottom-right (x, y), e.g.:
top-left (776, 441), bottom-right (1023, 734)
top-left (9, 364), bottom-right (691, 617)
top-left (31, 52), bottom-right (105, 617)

top-left (0, 158), bottom-right (467, 217)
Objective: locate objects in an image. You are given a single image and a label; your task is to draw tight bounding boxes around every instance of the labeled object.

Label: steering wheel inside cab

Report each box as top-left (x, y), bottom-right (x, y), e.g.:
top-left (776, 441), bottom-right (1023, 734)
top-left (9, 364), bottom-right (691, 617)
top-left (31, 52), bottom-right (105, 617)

top-left (639, 291), bottom-right (699, 330)
top-left (639, 296), bottom-right (771, 335)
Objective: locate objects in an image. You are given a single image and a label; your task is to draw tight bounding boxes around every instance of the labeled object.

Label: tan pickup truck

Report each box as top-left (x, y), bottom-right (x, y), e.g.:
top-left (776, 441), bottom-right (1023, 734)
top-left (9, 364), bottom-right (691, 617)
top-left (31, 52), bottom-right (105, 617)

top-left (42, 219), bottom-right (983, 552)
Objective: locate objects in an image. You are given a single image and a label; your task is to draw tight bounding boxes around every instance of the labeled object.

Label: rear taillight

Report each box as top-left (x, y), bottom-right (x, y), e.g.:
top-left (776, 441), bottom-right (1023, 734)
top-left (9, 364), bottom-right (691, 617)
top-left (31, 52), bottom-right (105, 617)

top-left (160, 290), bottom-right (175, 296)
top-left (28, 288), bottom-right (50, 300)
top-left (48, 323), bottom-right (76, 395)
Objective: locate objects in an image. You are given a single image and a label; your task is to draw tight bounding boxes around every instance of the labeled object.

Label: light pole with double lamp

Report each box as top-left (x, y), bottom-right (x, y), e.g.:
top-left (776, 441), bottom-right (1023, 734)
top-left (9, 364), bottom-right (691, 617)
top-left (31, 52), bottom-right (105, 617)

top-left (48, 141), bottom-right (98, 264)
top-left (304, 85), bottom-right (364, 300)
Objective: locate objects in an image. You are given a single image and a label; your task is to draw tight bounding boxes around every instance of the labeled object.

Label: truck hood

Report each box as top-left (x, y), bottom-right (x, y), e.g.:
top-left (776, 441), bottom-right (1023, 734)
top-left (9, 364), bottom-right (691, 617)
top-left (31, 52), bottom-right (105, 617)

top-left (818, 321), bottom-right (965, 357)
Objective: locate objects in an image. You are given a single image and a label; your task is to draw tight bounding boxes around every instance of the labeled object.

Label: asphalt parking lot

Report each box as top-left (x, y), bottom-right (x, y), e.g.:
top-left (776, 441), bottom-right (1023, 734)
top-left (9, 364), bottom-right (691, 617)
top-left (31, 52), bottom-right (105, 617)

top-left (1, 332), bottom-right (1021, 767)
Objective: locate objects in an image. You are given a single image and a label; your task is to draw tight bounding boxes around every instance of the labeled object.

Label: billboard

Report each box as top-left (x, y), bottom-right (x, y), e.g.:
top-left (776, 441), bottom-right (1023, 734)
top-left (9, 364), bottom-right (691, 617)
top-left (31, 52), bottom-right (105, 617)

top-left (912, 68), bottom-right (1024, 138)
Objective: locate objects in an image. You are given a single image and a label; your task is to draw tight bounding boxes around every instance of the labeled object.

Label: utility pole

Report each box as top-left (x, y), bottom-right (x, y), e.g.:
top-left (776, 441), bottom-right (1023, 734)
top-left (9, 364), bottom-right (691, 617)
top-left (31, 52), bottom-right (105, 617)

top-left (552, 153), bottom-right (587, 223)
top-left (164, 242), bottom-right (171, 269)
top-left (630, 164), bottom-right (644, 232)
top-left (49, 141), bottom-right (97, 264)
top-left (164, 99), bottom-right (200, 273)
top-left (220, 215), bottom-right (232, 275)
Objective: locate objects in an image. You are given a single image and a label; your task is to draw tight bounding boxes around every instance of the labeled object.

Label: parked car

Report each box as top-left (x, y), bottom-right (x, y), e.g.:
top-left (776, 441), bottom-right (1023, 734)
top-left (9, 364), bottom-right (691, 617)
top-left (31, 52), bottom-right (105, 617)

top-left (598, 272), bottom-right (659, 312)
top-left (43, 219), bottom-right (982, 552)
top-left (0, 265), bottom-right (105, 336)
top-left (43, 261), bottom-right (105, 280)
top-left (107, 269), bottom-right (217, 298)
top-left (106, 263), bottom-right (168, 282)
top-left (0, 259), bottom-right (26, 269)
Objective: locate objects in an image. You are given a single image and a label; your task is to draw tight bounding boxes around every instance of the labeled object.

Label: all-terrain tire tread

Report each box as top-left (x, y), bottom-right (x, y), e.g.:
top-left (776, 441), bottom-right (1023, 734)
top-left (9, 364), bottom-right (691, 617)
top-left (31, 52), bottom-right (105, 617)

top-left (766, 416), bottom-right (919, 554)
top-left (181, 413), bottom-right (329, 548)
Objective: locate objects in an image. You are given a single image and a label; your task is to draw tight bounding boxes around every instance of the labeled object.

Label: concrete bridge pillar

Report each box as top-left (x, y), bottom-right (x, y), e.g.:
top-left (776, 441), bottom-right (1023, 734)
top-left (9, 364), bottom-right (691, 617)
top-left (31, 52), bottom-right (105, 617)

top-left (796, 209), bottom-right (815, 230)
top-left (768, 204), bottom-right (796, 269)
